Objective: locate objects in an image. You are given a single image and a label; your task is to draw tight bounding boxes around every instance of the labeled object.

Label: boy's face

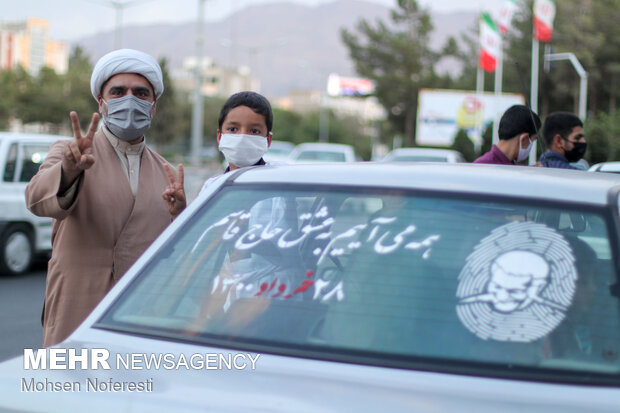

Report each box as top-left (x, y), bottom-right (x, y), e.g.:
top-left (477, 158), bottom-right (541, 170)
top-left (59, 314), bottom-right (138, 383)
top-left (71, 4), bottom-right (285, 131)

top-left (217, 105), bottom-right (272, 147)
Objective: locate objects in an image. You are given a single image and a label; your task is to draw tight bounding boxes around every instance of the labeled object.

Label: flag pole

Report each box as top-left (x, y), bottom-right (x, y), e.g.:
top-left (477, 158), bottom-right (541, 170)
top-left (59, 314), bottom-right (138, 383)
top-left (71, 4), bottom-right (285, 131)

top-left (529, 37), bottom-right (539, 165)
top-left (493, 41), bottom-right (503, 145)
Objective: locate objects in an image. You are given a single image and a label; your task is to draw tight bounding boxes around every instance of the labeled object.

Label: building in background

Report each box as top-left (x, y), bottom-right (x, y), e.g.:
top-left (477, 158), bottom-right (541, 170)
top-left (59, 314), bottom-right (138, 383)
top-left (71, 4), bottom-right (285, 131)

top-left (172, 56), bottom-right (259, 99)
top-left (0, 18), bottom-right (68, 75)
top-left (276, 89), bottom-right (386, 122)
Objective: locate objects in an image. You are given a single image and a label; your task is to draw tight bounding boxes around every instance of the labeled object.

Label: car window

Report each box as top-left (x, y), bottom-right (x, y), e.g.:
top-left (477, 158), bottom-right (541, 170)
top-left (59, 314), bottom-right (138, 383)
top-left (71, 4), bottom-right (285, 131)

top-left (18, 144), bottom-right (49, 182)
top-left (2, 143), bottom-right (18, 182)
top-left (98, 186), bottom-right (620, 382)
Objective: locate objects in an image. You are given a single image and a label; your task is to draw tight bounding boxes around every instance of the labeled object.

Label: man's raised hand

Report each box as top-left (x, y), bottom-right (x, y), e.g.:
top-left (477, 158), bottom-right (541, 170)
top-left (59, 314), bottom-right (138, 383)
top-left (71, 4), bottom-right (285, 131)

top-left (62, 112), bottom-right (99, 177)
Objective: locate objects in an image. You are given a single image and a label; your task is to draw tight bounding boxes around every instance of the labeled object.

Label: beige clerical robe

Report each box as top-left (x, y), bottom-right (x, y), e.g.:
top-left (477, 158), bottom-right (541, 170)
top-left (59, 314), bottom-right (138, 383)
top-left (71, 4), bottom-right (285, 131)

top-left (25, 129), bottom-right (173, 346)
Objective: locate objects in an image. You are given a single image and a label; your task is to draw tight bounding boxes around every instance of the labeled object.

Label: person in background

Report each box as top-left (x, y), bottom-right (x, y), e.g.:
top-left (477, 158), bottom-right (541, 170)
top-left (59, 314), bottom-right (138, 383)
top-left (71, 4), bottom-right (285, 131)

top-left (538, 112), bottom-right (587, 169)
top-left (26, 49), bottom-right (185, 347)
top-left (474, 105), bottom-right (541, 165)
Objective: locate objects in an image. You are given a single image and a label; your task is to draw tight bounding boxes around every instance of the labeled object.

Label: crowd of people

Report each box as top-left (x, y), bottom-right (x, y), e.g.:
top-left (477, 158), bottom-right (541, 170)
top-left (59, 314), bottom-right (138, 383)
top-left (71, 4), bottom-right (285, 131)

top-left (25, 48), bottom-right (591, 346)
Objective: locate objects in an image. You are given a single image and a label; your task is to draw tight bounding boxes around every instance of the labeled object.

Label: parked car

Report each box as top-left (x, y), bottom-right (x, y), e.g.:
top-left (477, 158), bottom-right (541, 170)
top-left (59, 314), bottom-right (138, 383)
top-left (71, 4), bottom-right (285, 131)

top-left (589, 161), bottom-right (620, 174)
top-left (288, 142), bottom-right (356, 163)
top-left (1, 163), bottom-right (620, 412)
top-left (0, 132), bottom-right (69, 275)
top-left (263, 140), bottom-right (295, 163)
top-left (381, 147), bottom-right (465, 163)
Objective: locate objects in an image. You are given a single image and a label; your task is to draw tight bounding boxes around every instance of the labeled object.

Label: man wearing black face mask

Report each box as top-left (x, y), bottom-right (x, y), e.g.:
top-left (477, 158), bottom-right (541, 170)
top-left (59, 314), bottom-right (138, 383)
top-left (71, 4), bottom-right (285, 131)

top-left (539, 112), bottom-right (587, 169)
top-left (25, 49), bottom-right (185, 347)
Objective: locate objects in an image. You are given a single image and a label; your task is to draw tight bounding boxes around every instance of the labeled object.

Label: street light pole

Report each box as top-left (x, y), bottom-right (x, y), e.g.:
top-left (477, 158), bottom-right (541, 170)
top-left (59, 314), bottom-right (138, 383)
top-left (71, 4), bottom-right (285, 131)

top-left (190, 0), bottom-right (206, 166)
top-left (93, 0), bottom-right (155, 49)
top-left (544, 52), bottom-right (588, 120)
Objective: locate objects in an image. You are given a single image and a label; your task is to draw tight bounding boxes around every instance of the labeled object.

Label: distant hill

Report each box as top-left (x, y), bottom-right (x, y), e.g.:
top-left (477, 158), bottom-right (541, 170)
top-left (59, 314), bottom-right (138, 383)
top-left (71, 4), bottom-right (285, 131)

top-left (72, 0), bottom-right (476, 97)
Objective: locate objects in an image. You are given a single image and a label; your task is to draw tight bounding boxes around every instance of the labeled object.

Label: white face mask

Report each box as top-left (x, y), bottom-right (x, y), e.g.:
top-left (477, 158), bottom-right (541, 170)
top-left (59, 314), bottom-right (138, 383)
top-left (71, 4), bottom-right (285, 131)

top-left (516, 135), bottom-right (534, 162)
top-left (218, 133), bottom-right (269, 167)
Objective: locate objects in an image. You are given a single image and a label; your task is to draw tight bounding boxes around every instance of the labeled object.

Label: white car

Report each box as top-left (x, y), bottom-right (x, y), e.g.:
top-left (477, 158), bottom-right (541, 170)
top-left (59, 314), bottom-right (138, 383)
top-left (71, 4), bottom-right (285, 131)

top-left (1, 163), bottom-right (620, 412)
top-left (381, 147), bottom-right (465, 163)
top-left (589, 161), bottom-right (620, 174)
top-left (288, 142), bottom-right (356, 163)
top-left (263, 140), bottom-right (295, 163)
top-left (0, 132), bottom-right (69, 275)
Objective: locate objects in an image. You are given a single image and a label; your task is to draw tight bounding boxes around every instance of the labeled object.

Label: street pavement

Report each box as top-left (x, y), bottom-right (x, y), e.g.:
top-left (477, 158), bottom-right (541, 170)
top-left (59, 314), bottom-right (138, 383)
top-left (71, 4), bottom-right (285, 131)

top-left (0, 164), bottom-right (221, 363)
top-left (0, 262), bottom-right (46, 362)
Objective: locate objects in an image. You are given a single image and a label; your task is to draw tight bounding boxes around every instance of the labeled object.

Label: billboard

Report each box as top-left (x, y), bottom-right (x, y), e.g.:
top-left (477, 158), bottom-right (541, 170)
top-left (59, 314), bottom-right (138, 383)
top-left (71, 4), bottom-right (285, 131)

top-left (416, 89), bottom-right (525, 147)
top-left (327, 73), bottom-right (374, 97)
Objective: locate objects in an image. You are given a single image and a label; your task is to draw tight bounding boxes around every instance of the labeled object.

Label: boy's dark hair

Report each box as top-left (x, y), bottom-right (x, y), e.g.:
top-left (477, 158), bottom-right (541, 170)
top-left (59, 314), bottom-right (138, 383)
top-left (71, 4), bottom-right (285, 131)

top-left (218, 91), bottom-right (273, 133)
top-left (542, 112), bottom-right (583, 147)
top-left (498, 104), bottom-right (541, 140)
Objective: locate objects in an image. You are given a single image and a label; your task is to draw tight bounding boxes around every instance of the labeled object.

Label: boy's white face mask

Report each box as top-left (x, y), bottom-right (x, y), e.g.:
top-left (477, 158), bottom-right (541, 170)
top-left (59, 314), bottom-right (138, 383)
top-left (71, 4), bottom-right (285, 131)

top-left (218, 133), bottom-right (269, 167)
top-left (516, 135), bottom-right (534, 162)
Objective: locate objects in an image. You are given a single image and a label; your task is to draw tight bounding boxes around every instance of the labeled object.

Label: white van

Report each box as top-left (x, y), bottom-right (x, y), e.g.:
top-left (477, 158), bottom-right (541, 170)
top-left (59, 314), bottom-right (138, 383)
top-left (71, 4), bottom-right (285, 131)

top-left (0, 132), bottom-right (69, 275)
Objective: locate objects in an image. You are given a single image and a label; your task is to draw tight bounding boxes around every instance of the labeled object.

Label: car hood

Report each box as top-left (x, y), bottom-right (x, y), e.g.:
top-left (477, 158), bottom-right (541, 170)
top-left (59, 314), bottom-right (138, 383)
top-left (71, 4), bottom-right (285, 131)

top-left (1, 332), bottom-right (619, 413)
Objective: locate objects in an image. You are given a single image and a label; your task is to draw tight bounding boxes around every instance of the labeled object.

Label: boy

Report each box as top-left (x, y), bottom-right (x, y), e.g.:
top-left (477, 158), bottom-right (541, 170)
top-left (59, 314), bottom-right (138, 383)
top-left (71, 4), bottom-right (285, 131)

top-left (474, 105), bottom-right (541, 165)
top-left (162, 91), bottom-right (274, 208)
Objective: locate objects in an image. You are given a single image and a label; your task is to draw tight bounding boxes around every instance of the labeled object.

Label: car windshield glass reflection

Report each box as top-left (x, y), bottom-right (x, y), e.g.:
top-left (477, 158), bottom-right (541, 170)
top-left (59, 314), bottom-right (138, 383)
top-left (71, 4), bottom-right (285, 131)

top-left (97, 185), bottom-right (620, 380)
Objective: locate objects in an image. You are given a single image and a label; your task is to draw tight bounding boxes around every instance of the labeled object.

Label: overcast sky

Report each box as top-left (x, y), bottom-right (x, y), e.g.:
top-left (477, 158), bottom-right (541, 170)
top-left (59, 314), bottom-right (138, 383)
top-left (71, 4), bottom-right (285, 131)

top-left (3, 0), bottom-right (501, 41)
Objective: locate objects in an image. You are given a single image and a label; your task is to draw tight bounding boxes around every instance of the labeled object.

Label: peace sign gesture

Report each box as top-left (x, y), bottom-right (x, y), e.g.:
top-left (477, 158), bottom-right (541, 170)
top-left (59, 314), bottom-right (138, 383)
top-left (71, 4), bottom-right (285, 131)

top-left (162, 163), bottom-right (187, 218)
top-left (62, 111), bottom-right (99, 180)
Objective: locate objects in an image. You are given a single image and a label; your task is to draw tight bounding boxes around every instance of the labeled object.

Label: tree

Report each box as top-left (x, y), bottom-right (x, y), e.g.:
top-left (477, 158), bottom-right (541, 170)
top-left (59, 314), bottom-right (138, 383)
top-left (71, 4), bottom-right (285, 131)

top-left (451, 128), bottom-right (476, 161)
top-left (65, 47), bottom-right (97, 132)
top-left (0, 69), bottom-right (19, 129)
top-left (342, 0), bottom-right (440, 146)
top-left (149, 58), bottom-right (180, 147)
top-left (480, 121), bottom-right (494, 156)
top-left (272, 108), bottom-right (303, 144)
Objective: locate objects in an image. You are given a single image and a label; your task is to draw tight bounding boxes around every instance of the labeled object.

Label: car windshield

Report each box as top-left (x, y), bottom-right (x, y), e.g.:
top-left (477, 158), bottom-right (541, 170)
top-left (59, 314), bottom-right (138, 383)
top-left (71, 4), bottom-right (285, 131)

top-left (97, 185), bottom-right (620, 383)
top-left (295, 151), bottom-right (346, 162)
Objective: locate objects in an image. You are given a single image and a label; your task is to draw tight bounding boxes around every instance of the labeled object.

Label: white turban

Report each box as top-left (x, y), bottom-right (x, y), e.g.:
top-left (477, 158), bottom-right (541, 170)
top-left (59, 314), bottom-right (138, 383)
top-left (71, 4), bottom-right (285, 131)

top-left (90, 49), bottom-right (164, 101)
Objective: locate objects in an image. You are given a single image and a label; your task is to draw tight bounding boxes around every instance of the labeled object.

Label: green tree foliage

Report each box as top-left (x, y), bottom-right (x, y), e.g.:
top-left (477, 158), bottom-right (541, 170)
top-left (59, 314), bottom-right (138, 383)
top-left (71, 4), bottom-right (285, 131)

top-left (341, 0), bottom-right (443, 146)
top-left (65, 47), bottom-right (98, 131)
top-left (149, 58), bottom-right (179, 147)
top-left (585, 112), bottom-right (619, 164)
top-left (451, 128), bottom-right (476, 161)
top-left (0, 69), bottom-right (19, 129)
top-left (480, 121), bottom-right (494, 156)
top-left (272, 108), bottom-right (303, 143)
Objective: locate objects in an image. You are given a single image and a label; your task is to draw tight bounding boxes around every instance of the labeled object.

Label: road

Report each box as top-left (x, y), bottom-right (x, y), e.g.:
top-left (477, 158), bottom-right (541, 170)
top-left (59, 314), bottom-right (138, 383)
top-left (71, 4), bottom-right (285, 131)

top-left (0, 164), bottom-right (221, 363)
top-left (0, 262), bottom-right (46, 362)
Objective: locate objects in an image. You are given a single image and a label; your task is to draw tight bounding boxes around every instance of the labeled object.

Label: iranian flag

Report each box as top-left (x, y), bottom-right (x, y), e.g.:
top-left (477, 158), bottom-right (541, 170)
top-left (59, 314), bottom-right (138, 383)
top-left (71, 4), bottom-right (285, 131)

top-left (479, 12), bottom-right (501, 73)
top-left (534, 0), bottom-right (556, 42)
top-left (498, 0), bottom-right (518, 34)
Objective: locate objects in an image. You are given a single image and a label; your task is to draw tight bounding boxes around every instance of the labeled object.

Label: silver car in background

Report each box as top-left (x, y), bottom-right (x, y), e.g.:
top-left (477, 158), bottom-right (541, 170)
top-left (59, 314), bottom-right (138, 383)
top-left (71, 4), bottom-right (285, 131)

top-left (1, 163), bottom-right (619, 412)
top-left (288, 142), bottom-right (356, 163)
top-left (381, 147), bottom-right (465, 163)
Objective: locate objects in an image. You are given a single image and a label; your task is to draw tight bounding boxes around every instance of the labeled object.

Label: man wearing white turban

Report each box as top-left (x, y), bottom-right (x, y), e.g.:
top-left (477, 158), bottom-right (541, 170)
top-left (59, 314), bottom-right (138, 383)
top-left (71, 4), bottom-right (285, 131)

top-left (26, 49), bottom-right (186, 346)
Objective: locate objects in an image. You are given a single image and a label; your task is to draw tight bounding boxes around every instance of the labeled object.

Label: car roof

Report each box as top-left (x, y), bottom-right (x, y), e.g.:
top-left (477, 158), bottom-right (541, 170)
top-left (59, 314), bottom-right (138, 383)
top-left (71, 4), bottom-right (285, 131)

top-left (591, 161), bottom-right (620, 172)
top-left (228, 163), bottom-right (620, 206)
top-left (389, 147), bottom-right (460, 155)
top-left (0, 131), bottom-right (70, 143)
top-left (269, 140), bottom-right (295, 149)
top-left (293, 142), bottom-right (354, 151)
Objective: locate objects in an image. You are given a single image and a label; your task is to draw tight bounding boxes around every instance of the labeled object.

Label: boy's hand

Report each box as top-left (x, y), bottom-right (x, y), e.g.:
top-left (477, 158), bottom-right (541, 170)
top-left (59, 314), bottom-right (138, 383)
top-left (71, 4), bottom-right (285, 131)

top-left (162, 163), bottom-right (187, 218)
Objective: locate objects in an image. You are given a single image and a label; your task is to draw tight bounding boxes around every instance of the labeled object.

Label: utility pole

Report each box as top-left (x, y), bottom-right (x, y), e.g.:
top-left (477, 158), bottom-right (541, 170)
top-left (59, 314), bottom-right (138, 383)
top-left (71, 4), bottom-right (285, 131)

top-left (190, 0), bottom-right (206, 166)
top-left (94, 0), bottom-right (155, 49)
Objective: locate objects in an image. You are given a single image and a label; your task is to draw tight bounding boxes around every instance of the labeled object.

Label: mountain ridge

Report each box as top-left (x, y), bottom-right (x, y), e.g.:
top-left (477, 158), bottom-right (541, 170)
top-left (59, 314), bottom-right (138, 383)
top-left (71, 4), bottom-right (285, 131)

top-left (72, 0), bottom-right (476, 96)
